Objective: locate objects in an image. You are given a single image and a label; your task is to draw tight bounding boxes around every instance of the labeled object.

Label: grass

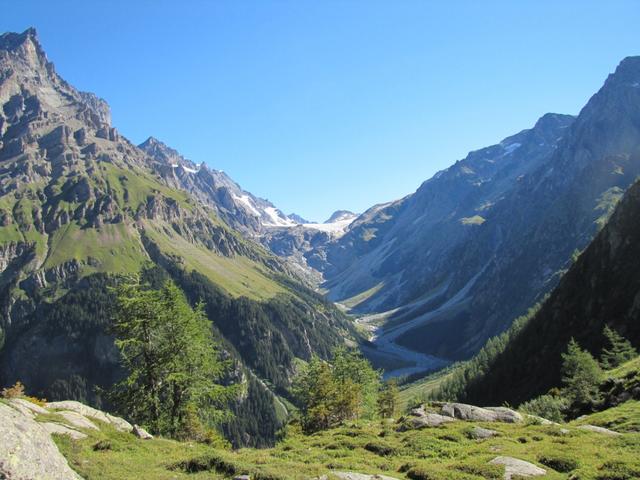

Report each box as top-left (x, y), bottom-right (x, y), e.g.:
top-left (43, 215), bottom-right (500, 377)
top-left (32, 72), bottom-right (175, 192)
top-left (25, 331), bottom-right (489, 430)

top-left (54, 401), bottom-right (640, 480)
top-left (340, 283), bottom-right (385, 310)
top-left (44, 222), bottom-right (146, 274)
top-left (398, 368), bottom-right (457, 411)
top-left (142, 221), bottom-right (285, 300)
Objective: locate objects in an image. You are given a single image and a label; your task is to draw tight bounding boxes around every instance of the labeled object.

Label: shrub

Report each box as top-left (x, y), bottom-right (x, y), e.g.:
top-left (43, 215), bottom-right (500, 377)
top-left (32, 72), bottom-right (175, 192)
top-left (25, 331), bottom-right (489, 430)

top-left (364, 441), bottom-right (396, 456)
top-left (92, 440), bottom-right (112, 451)
top-left (539, 454), bottom-right (579, 472)
top-left (1, 381), bottom-right (25, 399)
top-left (596, 460), bottom-right (640, 480)
top-left (520, 394), bottom-right (568, 423)
top-left (454, 463), bottom-right (503, 479)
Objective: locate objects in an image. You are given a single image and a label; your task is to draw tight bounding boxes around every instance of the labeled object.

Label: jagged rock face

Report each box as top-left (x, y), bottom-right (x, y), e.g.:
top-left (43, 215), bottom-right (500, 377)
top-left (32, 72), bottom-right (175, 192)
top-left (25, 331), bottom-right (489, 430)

top-left (139, 136), bottom-right (297, 237)
top-left (307, 56), bottom-right (640, 361)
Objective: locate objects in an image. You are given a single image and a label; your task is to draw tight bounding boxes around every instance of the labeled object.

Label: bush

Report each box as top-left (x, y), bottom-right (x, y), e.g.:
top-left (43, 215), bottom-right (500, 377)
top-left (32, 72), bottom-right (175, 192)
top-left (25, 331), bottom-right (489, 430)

top-left (364, 441), bottom-right (396, 456)
top-left (539, 454), bottom-right (579, 472)
top-left (1, 381), bottom-right (25, 399)
top-left (596, 460), bottom-right (640, 480)
top-left (519, 394), bottom-right (568, 422)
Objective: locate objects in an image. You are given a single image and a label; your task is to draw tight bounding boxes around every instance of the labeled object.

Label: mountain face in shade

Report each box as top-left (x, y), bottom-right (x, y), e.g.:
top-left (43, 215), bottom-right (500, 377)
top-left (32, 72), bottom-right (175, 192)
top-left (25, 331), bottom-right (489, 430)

top-left (461, 176), bottom-right (640, 406)
top-left (0, 29), bottom-right (354, 446)
top-left (302, 57), bottom-right (640, 366)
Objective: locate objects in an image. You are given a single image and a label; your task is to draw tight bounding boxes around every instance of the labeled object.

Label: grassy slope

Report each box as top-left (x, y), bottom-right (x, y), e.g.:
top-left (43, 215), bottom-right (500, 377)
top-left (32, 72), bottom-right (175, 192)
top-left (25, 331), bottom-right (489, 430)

top-left (398, 368), bottom-right (456, 411)
top-left (54, 401), bottom-right (640, 480)
top-left (0, 162), bottom-right (286, 300)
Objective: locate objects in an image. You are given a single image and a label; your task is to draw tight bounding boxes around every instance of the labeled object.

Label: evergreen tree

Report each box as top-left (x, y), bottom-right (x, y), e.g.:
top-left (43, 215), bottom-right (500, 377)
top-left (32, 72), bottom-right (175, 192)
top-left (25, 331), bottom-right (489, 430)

top-left (293, 348), bottom-right (381, 433)
top-left (600, 325), bottom-right (637, 369)
top-left (332, 348), bottom-right (381, 421)
top-left (293, 357), bottom-right (337, 432)
top-left (377, 379), bottom-right (399, 418)
top-left (561, 338), bottom-right (602, 411)
top-left (109, 275), bottom-right (233, 438)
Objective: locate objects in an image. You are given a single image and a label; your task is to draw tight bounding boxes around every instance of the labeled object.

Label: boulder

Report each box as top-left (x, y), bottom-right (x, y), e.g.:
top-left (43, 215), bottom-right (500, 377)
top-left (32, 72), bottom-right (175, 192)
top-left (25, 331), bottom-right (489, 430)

top-left (489, 456), bottom-right (546, 479)
top-left (234, 475), bottom-right (251, 480)
top-left (577, 425), bottom-right (621, 436)
top-left (484, 407), bottom-right (523, 423)
top-left (0, 403), bottom-right (83, 479)
top-left (399, 406), bottom-right (456, 430)
top-left (133, 424), bottom-right (153, 439)
top-left (333, 472), bottom-right (400, 480)
top-left (468, 426), bottom-right (499, 439)
top-left (106, 412), bottom-right (133, 432)
top-left (441, 403), bottom-right (522, 423)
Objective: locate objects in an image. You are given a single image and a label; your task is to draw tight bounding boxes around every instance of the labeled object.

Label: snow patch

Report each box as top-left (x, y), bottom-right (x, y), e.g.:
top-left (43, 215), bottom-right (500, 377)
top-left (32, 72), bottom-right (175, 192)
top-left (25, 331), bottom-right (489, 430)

top-left (263, 207), bottom-right (296, 227)
top-left (232, 194), bottom-right (261, 217)
top-left (303, 217), bottom-right (355, 235)
top-left (502, 142), bottom-right (521, 155)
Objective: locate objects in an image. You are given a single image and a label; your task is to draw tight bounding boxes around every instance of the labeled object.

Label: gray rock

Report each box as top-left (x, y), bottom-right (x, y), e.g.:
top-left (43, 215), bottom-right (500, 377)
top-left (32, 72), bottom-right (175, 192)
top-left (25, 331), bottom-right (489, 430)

top-left (441, 403), bottom-right (522, 423)
top-left (577, 424), bottom-right (621, 436)
top-left (234, 475), bottom-right (251, 480)
top-left (484, 407), bottom-right (524, 423)
top-left (525, 414), bottom-right (557, 425)
top-left (57, 410), bottom-right (99, 430)
top-left (47, 400), bottom-right (111, 423)
top-left (133, 424), bottom-right (153, 439)
top-left (489, 456), bottom-right (546, 479)
top-left (468, 426), bottom-right (498, 439)
top-left (106, 412), bottom-right (133, 432)
top-left (0, 403), bottom-right (83, 479)
top-left (42, 422), bottom-right (88, 440)
top-left (333, 472), bottom-right (400, 480)
top-left (7, 398), bottom-right (48, 417)
top-left (47, 400), bottom-right (132, 432)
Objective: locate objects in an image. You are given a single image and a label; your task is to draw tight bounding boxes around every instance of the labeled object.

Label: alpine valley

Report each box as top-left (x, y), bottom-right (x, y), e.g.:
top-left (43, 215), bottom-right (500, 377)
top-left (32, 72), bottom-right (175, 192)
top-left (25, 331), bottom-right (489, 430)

top-left (1, 27), bottom-right (640, 480)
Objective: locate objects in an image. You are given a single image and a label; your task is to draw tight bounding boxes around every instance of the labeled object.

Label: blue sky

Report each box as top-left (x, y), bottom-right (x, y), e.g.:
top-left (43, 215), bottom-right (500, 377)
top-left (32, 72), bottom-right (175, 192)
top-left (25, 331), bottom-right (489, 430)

top-left (4, 1), bottom-right (640, 221)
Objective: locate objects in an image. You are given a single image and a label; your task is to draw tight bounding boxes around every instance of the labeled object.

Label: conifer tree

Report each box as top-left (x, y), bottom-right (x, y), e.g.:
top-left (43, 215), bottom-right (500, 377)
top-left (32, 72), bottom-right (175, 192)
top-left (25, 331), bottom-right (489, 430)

top-left (561, 338), bottom-right (602, 411)
top-left (109, 275), bottom-right (233, 438)
top-left (600, 325), bottom-right (637, 369)
top-left (378, 379), bottom-right (399, 418)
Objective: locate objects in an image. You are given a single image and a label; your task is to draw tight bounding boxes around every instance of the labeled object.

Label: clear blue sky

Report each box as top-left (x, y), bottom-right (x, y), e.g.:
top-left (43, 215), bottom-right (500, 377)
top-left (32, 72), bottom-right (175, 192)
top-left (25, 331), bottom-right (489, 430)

top-left (4, 1), bottom-right (640, 221)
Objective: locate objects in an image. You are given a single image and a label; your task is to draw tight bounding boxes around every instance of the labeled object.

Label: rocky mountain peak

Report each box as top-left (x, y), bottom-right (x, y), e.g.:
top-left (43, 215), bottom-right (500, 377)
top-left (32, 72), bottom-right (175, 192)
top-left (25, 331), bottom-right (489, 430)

top-left (325, 210), bottom-right (357, 224)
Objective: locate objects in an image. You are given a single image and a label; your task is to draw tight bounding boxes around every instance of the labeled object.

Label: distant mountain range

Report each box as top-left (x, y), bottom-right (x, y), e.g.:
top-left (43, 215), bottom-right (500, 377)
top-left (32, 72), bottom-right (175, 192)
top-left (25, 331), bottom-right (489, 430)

top-left (296, 56), bottom-right (640, 371)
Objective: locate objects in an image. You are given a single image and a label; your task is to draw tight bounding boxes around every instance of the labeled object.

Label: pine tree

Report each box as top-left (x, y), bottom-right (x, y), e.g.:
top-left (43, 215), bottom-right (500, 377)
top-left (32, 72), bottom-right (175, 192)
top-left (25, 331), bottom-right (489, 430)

top-left (377, 379), bottom-right (399, 418)
top-left (109, 275), bottom-right (233, 438)
top-left (561, 338), bottom-right (602, 412)
top-left (600, 325), bottom-right (637, 369)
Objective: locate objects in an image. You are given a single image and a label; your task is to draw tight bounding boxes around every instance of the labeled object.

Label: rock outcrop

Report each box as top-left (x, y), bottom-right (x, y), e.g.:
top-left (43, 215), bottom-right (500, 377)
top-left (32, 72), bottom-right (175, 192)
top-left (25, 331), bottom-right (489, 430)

top-left (0, 401), bottom-right (83, 479)
top-left (440, 403), bottom-right (523, 423)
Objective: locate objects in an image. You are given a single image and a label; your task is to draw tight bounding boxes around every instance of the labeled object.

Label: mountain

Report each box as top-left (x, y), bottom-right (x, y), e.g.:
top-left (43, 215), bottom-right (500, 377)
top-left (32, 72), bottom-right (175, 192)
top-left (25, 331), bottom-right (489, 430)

top-left (445, 175), bottom-right (640, 407)
top-left (138, 136), bottom-right (297, 237)
top-left (0, 28), bottom-right (354, 446)
top-left (287, 212), bottom-right (310, 224)
top-left (302, 57), bottom-right (640, 369)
